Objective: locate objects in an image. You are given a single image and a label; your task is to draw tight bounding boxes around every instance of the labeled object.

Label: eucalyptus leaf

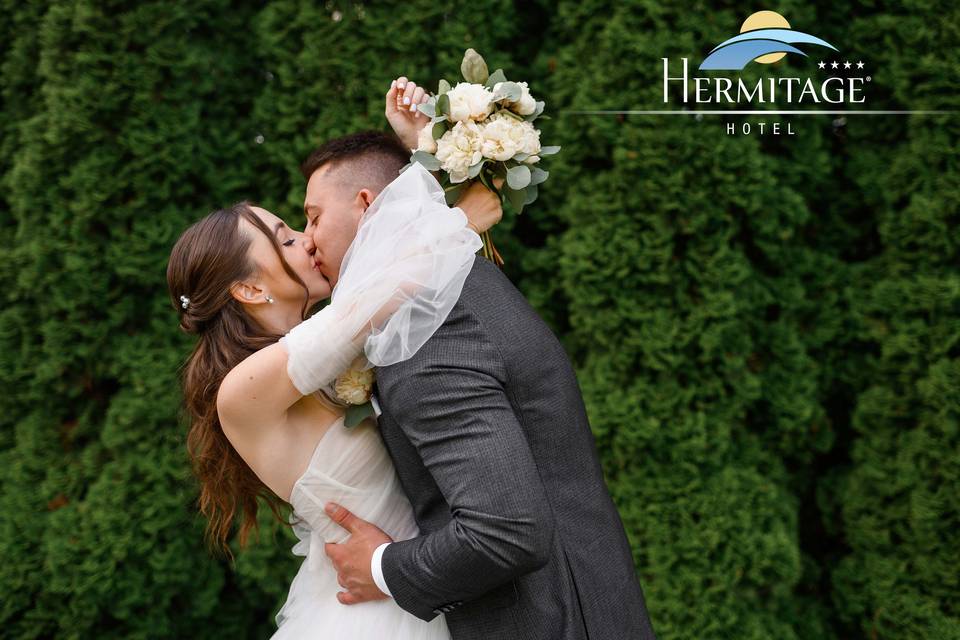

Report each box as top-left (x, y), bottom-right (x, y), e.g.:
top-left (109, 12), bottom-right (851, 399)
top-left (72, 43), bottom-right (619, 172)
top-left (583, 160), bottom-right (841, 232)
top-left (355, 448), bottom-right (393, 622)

top-left (493, 81), bottom-right (522, 102)
top-left (468, 160), bottom-right (486, 179)
top-left (437, 93), bottom-right (450, 119)
top-left (524, 101), bottom-right (545, 121)
top-left (344, 402), bottom-right (375, 428)
top-left (485, 68), bottom-right (507, 89)
top-left (529, 166), bottom-right (548, 186)
top-left (506, 164), bottom-right (531, 190)
top-left (539, 145), bottom-right (561, 155)
top-left (513, 152), bottom-right (530, 162)
top-left (505, 185), bottom-right (526, 212)
top-left (431, 121), bottom-right (447, 140)
top-left (523, 183), bottom-right (539, 205)
top-left (438, 78), bottom-right (451, 95)
top-left (417, 101), bottom-right (436, 118)
top-left (460, 48), bottom-right (488, 84)
top-left (444, 181), bottom-right (467, 206)
top-left (411, 150), bottom-right (441, 171)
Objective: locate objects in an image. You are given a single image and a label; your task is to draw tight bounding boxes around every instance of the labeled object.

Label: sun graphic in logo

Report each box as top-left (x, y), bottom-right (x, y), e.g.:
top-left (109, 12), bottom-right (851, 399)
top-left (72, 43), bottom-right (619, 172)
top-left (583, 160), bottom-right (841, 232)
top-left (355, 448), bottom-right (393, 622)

top-left (698, 10), bottom-right (837, 71)
top-left (740, 10), bottom-right (791, 64)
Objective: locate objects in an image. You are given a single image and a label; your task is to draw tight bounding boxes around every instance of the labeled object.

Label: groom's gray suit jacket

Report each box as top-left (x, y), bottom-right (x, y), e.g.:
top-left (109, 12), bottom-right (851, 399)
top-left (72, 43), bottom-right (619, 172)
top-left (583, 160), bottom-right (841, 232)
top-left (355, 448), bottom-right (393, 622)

top-left (374, 255), bottom-right (657, 640)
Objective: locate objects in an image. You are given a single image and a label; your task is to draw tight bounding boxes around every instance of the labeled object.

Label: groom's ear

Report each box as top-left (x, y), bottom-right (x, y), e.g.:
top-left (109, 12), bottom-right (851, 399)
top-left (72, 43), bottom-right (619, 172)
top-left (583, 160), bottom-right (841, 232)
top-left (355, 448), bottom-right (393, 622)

top-left (355, 187), bottom-right (377, 213)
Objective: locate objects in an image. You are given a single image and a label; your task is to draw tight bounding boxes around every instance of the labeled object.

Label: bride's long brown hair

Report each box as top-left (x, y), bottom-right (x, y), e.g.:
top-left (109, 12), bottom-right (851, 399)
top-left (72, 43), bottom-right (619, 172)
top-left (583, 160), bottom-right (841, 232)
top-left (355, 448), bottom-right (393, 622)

top-left (166, 201), bottom-right (315, 563)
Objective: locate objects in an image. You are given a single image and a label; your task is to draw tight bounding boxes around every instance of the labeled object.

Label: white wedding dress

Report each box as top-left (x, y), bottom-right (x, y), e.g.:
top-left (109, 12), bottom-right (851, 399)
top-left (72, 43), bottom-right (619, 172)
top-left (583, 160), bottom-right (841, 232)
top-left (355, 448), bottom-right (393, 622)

top-left (270, 161), bottom-right (482, 638)
top-left (270, 413), bottom-right (450, 639)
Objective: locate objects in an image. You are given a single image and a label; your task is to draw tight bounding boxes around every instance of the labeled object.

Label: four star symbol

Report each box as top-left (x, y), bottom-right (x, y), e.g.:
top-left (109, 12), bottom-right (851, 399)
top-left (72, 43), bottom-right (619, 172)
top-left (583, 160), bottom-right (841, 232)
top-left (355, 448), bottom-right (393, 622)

top-left (819, 60), bottom-right (866, 71)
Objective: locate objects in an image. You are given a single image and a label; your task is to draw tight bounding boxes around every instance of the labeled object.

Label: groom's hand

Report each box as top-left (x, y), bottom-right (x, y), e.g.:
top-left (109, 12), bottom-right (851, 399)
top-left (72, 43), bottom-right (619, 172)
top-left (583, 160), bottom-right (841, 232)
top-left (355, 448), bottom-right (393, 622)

top-left (323, 502), bottom-right (393, 605)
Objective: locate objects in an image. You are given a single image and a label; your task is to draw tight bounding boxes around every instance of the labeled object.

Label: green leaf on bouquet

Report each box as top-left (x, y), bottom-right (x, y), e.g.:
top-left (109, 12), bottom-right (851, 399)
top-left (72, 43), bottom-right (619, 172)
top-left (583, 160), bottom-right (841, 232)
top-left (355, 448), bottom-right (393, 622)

top-left (344, 402), bottom-right (376, 428)
top-left (461, 48), bottom-right (489, 84)
top-left (438, 78), bottom-right (451, 95)
top-left (499, 108), bottom-right (525, 121)
top-left (539, 145), bottom-right (561, 155)
top-left (513, 152), bottom-right (530, 162)
top-left (485, 68), bottom-right (507, 89)
top-left (468, 159), bottom-right (487, 179)
top-left (436, 93), bottom-right (450, 120)
top-left (444, 181), bottom-right (468, 206)
top-left (529, 166), bottom-right (549, 186)
top-left (506, 164), bottom-right (531, 190)
top-left (505, 185), bottom-right (527, 213)
top-left (524, 101), bottom-right (546, 121)
top-left (523, 183), bottom-right (539, 205)
top-left (431, 121), bottom-right (448, 140)
top-left (417, 100), bottom-right (436, 118)
top-left (493, 81), bottom-right (522, 102)
top-left (478, 169), bottom-right (502, 199)
top-left (411, 150), bottom-right (441, 171)
top-left (537, 114), bottom-right (552, 120)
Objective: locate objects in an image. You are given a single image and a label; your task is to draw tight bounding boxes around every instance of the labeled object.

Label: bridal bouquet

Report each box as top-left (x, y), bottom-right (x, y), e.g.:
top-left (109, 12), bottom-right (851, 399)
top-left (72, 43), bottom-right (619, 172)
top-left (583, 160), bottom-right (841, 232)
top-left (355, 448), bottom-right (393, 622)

top-left (405, 49), bottom-right (560, 266)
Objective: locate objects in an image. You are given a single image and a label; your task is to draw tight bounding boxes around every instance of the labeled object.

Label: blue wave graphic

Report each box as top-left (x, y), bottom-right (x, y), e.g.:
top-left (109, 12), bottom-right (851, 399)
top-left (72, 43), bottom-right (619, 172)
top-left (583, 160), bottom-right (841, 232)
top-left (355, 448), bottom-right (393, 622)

top-left (699, 28), bottom-right (838, 70)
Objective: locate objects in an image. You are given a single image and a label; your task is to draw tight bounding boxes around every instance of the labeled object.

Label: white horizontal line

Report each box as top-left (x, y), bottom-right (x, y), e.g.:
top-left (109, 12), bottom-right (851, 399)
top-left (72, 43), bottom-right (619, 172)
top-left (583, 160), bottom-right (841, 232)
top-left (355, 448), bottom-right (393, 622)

top-left (561, 110), bottom-right (956, 115)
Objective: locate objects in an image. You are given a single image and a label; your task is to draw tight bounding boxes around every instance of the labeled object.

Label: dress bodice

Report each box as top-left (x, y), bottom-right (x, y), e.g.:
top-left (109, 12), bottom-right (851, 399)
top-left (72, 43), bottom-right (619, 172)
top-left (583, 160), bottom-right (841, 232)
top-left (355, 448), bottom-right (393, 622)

top-left (286, 414), bottom-right (420, 572)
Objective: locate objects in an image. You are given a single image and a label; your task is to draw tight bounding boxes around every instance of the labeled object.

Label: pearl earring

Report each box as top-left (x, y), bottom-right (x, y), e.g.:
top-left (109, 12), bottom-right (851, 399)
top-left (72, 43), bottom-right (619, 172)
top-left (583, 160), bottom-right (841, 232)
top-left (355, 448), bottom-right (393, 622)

top-left (266, 295), bottom-right (275, 304)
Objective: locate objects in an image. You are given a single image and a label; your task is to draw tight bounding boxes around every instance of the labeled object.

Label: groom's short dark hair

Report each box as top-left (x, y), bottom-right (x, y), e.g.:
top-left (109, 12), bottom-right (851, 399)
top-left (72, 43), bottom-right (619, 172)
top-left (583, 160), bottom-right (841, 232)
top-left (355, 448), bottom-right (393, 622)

top-left (300, 130), bottom-right (410, 195)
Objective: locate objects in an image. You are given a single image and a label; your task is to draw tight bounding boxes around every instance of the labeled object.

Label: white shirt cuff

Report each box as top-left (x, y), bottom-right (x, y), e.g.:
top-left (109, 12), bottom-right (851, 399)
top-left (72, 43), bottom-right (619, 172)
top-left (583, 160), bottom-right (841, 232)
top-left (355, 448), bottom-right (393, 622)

top-left (371, 541), bottom-right (393, 597)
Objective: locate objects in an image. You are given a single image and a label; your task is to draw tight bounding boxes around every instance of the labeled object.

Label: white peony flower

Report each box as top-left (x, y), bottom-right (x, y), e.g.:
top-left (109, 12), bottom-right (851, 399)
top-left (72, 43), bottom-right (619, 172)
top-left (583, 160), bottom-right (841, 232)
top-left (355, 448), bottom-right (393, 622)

top-left (435, 120), bottom-right (484, 183)
top-left (479, 112), bottom-right (541, 162)
top-left (416, 125), bottom-right (437, 153)
top-left (446, 82), bottom-right (495, 123)
top-left (334, 367), bottom-right (374, 405)
top-left (493, 80), bottom-right (538, 115)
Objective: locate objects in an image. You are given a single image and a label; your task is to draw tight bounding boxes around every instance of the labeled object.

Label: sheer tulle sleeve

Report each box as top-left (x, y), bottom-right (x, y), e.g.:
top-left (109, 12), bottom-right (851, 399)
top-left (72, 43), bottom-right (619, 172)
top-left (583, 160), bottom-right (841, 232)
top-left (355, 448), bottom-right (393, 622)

top-left (278, 162), bottom-right (483, 396)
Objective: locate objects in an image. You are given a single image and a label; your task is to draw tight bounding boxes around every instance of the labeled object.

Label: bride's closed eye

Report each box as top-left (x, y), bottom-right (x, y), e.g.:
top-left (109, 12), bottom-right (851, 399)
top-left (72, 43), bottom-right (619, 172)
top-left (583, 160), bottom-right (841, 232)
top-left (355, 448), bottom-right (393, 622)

top-left (282, 238), bottom-right (296, 247)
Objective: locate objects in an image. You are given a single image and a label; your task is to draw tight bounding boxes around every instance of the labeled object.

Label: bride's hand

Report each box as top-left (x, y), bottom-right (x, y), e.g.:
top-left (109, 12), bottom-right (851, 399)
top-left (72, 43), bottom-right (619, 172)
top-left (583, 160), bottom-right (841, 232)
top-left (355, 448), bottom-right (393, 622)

top-left (385, 76), bottom-right (431, 151)
top-left (455, 177), bottom-right (505, 234)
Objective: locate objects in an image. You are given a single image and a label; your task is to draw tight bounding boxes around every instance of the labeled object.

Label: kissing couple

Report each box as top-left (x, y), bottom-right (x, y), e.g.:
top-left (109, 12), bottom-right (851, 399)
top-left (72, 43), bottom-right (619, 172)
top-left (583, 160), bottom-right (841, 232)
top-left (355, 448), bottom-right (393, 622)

top-left (167, 75), bottom-right (657, 640)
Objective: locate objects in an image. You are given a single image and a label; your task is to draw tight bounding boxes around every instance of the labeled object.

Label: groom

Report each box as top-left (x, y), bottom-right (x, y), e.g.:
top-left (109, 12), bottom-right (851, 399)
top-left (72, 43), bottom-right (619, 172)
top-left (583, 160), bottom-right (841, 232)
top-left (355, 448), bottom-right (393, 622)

top-left (301, 82), bottom-right (656, 640)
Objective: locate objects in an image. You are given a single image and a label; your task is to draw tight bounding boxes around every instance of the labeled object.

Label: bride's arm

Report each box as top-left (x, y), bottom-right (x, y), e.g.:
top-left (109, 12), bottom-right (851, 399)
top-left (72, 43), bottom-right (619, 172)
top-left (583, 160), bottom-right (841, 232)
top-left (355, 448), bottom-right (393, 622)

top-left (216, 164), bottom-right (497, 433)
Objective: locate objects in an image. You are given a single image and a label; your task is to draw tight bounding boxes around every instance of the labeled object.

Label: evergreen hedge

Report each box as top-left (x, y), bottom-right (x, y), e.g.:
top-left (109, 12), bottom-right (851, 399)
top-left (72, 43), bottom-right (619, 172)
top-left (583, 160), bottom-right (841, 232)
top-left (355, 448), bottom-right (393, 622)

top-left (0, 1), bottom-right (956, 638)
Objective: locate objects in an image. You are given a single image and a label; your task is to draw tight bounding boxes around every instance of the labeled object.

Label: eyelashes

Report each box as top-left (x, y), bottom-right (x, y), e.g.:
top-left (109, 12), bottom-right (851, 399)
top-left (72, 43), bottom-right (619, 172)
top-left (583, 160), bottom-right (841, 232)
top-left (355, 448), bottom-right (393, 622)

top-left (282, 238), bottom-right (295, 247)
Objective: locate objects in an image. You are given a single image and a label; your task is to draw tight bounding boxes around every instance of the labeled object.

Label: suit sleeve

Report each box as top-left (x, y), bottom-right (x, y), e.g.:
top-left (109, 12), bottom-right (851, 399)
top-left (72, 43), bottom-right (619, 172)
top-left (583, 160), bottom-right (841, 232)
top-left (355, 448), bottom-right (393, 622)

top-left (376, 305), bottom-right (556, 622)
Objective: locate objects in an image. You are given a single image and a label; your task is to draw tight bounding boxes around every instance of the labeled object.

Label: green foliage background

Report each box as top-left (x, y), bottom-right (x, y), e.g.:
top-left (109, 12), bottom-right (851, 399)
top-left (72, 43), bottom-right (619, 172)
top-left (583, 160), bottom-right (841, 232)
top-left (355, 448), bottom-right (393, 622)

top-left (0, 1), bottom-right (956, 638)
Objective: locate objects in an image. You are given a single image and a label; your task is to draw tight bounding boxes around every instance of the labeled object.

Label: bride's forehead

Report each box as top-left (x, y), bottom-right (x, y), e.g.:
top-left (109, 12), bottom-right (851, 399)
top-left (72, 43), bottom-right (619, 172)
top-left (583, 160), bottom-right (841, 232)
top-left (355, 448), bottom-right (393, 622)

top-left (249, 206), bottom-right (279, 225)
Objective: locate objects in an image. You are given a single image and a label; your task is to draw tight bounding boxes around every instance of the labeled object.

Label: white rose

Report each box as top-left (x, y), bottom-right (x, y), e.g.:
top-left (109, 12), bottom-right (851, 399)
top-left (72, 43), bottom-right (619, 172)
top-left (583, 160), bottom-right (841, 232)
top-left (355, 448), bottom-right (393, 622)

top-left (446, 82), bottom-right (494, 123)
top-left (334, 367), bottom-right (375, 405)
top-left (493, 80), bottom-right (538, 115)
top-left (416, 125), bottom-right (437, 153)
top-left (435, 120), bottom-right (484, 183)
top-left (479, 112), bottom-right (541, 162)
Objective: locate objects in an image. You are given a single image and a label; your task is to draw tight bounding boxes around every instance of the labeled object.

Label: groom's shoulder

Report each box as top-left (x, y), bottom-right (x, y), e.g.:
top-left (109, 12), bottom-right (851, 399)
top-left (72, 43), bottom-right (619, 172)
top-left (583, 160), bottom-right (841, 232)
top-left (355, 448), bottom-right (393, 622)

top-left (458, 254), bottom-right (525, 312)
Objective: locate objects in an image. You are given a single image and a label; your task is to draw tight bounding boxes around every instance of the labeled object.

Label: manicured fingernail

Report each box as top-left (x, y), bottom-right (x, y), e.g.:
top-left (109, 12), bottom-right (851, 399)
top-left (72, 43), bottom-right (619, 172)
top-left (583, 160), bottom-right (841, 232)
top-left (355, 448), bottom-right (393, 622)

top-left (410, 103), bottom-right (417, 112)
top-left (325, 502), bottom-right (338, 514)
top-left (403, 96), bottom-right (411, 105)
top-left (391, 79), bottom-right (396, 88)
top-left (398, 82), bottom-right (405, 89)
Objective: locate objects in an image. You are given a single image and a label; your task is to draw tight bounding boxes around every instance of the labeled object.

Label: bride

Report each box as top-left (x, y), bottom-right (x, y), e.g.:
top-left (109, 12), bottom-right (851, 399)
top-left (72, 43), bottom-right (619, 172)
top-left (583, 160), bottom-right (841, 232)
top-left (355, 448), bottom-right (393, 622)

top-left (165, 82), bottom-right (502, 638)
